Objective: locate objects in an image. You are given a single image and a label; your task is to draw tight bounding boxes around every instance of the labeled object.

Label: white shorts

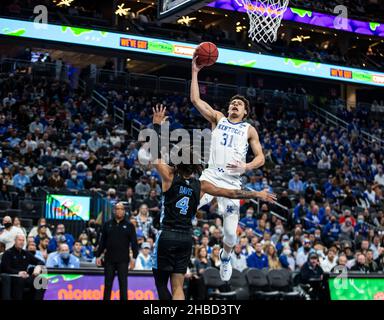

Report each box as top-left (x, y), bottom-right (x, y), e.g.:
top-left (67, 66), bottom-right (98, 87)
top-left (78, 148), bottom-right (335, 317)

top-left (198, 168), bottom-right (241, 217)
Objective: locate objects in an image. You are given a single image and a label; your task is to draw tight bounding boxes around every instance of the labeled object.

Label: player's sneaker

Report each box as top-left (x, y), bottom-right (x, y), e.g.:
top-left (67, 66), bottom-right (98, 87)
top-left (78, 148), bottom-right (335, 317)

top-left (219, 248), bottom-right (232, 281)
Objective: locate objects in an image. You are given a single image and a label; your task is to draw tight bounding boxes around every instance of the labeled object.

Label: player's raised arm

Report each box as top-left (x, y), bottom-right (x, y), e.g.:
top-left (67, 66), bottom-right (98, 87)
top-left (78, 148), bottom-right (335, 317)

top-left (200, 180), bottom-right (277, 203)
top-left (151, 104), bottom-right (174, 191)
top-left (190, 57), bottom-right (223, 125)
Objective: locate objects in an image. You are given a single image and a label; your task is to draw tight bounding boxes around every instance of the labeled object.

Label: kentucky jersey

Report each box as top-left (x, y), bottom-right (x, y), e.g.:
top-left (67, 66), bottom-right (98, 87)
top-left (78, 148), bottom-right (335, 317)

top-left (160, 174), bottom-right (201, 231)
top-left (200, 117), bottom-right (250, 189)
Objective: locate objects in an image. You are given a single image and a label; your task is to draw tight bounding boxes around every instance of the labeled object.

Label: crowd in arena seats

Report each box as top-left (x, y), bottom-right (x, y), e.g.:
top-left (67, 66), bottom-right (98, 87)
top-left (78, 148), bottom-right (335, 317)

top-left (0, 59), bottom-right (384, 299)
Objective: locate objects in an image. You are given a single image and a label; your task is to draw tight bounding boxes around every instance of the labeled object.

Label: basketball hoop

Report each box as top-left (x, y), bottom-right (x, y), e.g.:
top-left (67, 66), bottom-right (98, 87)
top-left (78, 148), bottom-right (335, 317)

top-left (241, 0), bottom-right (289, 43)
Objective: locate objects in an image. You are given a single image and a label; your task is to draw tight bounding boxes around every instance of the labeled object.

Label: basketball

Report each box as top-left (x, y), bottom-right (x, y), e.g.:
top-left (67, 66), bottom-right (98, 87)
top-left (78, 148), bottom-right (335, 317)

top-left (194, 42), bottom-right (219, 67)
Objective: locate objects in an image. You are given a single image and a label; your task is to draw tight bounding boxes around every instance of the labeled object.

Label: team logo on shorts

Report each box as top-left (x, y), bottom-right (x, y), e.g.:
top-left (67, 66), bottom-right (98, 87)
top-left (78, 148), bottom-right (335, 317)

top-left (226, 205), bottom-right (234, 214)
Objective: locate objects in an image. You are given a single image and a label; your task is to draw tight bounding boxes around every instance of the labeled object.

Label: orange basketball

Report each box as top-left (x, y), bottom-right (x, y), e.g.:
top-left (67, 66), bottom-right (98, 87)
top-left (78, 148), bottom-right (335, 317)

top-left (194, 42), bottom-right (219, 67)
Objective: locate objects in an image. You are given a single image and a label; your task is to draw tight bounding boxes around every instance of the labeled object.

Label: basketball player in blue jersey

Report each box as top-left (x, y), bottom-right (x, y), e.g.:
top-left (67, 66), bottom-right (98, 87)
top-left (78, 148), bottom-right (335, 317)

top-left (151, 105), bottom-right (275, 300)
top-left (191, 57), bottom-right (267, 281)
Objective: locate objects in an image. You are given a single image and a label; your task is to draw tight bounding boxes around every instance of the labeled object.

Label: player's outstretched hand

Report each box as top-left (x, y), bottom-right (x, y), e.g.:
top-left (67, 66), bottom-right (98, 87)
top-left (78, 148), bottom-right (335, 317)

top-left (226, 160), bottom-right (247, 175)
top-left (258, 189), bottom-right (277, 203)
top-left (192, 56), bottom-right (203, 73)
top-left (152, 104), bottom-right (167, 125)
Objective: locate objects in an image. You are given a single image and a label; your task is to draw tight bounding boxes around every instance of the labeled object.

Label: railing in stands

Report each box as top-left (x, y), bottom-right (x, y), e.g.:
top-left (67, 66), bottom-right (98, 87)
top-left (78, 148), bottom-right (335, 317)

top-left (311, 103), bottom-right (384, 151)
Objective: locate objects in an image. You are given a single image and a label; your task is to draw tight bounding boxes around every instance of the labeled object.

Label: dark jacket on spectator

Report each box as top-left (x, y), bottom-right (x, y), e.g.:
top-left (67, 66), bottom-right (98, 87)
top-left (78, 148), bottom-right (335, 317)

top-left (1, 246), bottom-right (44, 274)
top-left (48, 176), bottom-right (65, 189)
top-left (300, 262), bottom-right (324, 283)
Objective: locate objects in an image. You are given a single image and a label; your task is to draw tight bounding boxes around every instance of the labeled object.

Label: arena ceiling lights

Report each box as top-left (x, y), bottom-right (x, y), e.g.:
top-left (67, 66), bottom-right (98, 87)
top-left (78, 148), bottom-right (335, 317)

top-left (1, 17), bottom-right (384, 87)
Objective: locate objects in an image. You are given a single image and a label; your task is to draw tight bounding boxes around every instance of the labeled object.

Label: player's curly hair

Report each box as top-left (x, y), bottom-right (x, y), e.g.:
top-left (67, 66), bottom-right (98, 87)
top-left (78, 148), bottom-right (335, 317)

top-left (229, 95), bottom-right (250, 119)
top-left (173, 145), bottom-right (203, 177)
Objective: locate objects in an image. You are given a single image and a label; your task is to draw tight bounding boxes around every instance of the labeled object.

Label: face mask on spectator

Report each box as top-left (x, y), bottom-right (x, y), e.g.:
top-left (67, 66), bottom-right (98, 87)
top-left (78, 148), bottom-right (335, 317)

top-left (71, 174), bottom-right (77, 180)
top-left (60, 252), bottom-right (70, 260)
top-left (358, 219), bottom-right (364, 224)
top-left (81, 240), bottom-right (88, 246)
top-left (3, 222), bottom-right (12, 229)
top-left (86, 176), bottom-right (92, 181)
top-left (246, 212), bottom-right (253, 218)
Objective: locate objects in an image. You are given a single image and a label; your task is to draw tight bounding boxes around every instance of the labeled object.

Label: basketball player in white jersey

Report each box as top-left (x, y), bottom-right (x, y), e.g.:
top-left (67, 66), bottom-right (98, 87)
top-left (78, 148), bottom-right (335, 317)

top-left (191, 57), bottom-right (266, 281)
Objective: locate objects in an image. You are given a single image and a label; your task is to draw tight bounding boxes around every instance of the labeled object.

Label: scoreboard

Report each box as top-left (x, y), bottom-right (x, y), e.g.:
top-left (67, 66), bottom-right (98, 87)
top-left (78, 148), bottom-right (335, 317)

top-left (157, 0), bottom-right (213, 22)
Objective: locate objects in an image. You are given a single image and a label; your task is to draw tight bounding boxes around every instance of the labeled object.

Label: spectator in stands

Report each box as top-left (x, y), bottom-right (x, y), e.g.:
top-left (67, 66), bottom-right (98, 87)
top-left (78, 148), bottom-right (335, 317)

top-left (350, 253), bottom-right (369, 273)
top-left (144, 189), bottom-right (160, 217)
top-left (35, 236), bottom-right (50, 262)
top-left (78, 233), bottom-right (94, 262)
top-left (239, 207), bottom-right (258, 231)
top-left (296, 239), bottom-right (315, 268)
top-left (34, 224), bottom-right (50, 246)
top-left (82, 219), bottom-right (100, 247)
top-left (305, 205), bottom-right (322, 233)
top-left (320, 247), bottom-right (337, 272)
top-left (13, 216), bottom-right (26, 237)
top-left (293, 197), bottom-right (310, 224)
top-left (136, 204), bottom-right (154, 239)
top-left (265, 244), bottom-right (281, 270)
top-left (300, 252), bottom-right (324, 285)
top-left (247, 243), bottom-right (268, 269)
top-left (194, 246), bottom-right (211, 275)
top-left (31, 165), bottom-right (48, 188)
top-left (231, 243), bottom-right (247, 272)
top-left (289, 174), bottom-right (304, 194)
top-left (46, 243), bottom-right (80, 268)
top-left (374, 165), bottom-right (384, 186)
top-left (126, 142), bottom-right (139, 168)
top-left (339, 217), bottom-right (355, 242)
top-left (87, 132), bottom-right (103, 153)
top-left (317, 155), bottom-right (331, 170)
top-left (208, 227), bottom-right (222, 247)
top-left (47, 167), bottom-right (65, 189)
top-left (279, 246), bottom-right (295, 271)
top-left (209, 245), bottom-right (221, 270)
top-left (134, 242), bottom-right (152, 270)
top-left (12, 167), bottom-right (30, 190)
top-left (29, 117), bottom-right (44, 134)
top-left (72, 240), bottom-right (87, 262)
top-left (48, 224), bottom-right (75, 252)
top-left (322, 215), bottom-right (340, 246)
top-left (65, 169), bottom-right (84, 191)
top-left (0, 234), bottom-right (45, 300)
top-left (28, 218), bottom-right (52, 239)
top-left (3, 92), bottom-right (16, 107)
top-left (0, 216), bottom-right (24, 250)
top-left (245, 172), bottom-right (263, 191)
top-left (135, 175), bottom-right (151, 199)
top-left (366, 249), bottom-right (379, 272)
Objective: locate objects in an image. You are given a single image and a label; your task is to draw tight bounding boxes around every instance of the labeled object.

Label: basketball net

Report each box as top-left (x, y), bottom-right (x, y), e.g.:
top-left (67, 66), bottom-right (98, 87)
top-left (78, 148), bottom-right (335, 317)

top-left (241, 0), bottom-right (289, 43)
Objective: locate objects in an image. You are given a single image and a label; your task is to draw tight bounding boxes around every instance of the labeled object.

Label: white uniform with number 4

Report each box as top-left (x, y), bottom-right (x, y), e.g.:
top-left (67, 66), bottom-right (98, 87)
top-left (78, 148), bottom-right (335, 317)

top-left (199, 117), bottom-right (250, 247)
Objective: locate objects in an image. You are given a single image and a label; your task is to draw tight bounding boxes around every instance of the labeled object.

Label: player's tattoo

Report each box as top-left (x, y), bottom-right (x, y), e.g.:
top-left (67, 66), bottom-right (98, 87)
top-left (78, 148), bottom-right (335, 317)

top-left (231, 189), bottom-right (256, 199)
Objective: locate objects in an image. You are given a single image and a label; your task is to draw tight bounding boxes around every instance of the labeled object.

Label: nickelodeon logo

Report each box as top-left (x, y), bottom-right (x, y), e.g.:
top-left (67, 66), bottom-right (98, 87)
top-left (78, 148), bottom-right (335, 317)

top-left (57, 284), bottom-right (155, 300)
